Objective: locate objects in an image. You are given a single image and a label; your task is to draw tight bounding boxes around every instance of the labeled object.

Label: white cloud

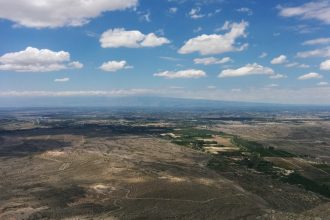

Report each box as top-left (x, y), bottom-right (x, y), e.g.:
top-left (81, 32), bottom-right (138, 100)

top-left (178, 21), bottom-right (248, 55)
top-left (194, 57), bottom-right (232, 65)
top-left (214, 21), bottom-right (230, 32)
top-left (297, 47), bottom-right (330, 58)
top-left (154, 69), bottom-right (206, 79)
top-left (0, 89), bottom-right (151, 97)
top-left (286, 24), bottom-right (320, 34)
top-left (99, 60), bottom-right (132, 72)
top-left (85, 31), bottom-right (99, 38)
top-left (218, 63), bottom-right (276, 78)
top-left (271, 55), bottom-right (287, 64)
top-left (215, 9), bottom-right (222, 13)
top-left (0, 0), bottom-right (138, 28)
top-left (207, 8), bottom-right (221, 17)
top-left (54, 77), bottom-right (70, 82)
top-left (320, 59), bottom-right (330, 70)
top-left (140, 33), bottom-right (170, 47)
top-left (269, 74), bottom-right (287, 79)
top-left (259, 52), bottom-right (268, 58)
top-left (267, 84), bottom-right (279, 87)
top-left (285, 62), bottom-right (310, 68)
top-left (159, 56), bottom-right (183, 61)
top-left (302, 38), bottom-right (330, 45)
top-left (299, 64), bottom-right (310, 68)
top-left (298, 72), bottom-right (323, 80)
top-left (278, 1), bottom-right (330, 24)
top-left (236, 7), bottom-right (253, 16)
top-left (207, 85), bottom-right (216, 89)
top-left (189, 8), bottom-right (205, 19)
top-left (0, 47), bottom-right (82, 72)
top-left (269, 55), bottom-right (308, 69)
top-left (100, 28), bottom-right (170, 48)
top-left (193, 26), bottom-right (203, 33)
top-left (100, 29), bottom-right (145, 48)
top-left (69, 61), bottom-right (84, 69)
top-left (318, 81), bottom-right (329, 86)
top-left (169, 7), bottom-right (178, 14)
top-left (139, 11), bottom-right (151, 22)
top-left (285, 62), bottom-right (298, 68)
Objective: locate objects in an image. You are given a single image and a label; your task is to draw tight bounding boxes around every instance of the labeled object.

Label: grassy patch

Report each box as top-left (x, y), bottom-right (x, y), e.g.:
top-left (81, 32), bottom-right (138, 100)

top-left (232, 136), bottom-right (295, 157)
top-left (170, 128), bottom-right (221, 150)
top-left (177, 128), bottom-right (217, 139)
top-left (173, 139), bottom-right (205, 151)
top-left (239, 153), bottom-right (277, 174)
top-left (281, 172), bottom-right (330, 198)
top-left (207, 156), bottom-right (234, 172)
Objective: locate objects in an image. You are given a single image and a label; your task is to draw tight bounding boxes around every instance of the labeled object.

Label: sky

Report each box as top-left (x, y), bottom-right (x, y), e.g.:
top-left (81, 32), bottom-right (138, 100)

top-left (0, 0), bottom-right (330, 105)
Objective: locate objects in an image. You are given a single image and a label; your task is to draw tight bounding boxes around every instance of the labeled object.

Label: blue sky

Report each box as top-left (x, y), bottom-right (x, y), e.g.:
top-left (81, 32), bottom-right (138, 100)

top-left (0, 0), bottom-right (330, 104)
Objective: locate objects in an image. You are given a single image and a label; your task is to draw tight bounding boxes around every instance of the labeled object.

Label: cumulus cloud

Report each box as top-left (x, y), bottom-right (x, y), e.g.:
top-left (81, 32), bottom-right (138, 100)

top-left (69, 61), bottom-right (84, 69)
top-left (217, 21), bottom-right (232, 31)
top-left (297, 63), bottom-right (309, 68)
top-left (0, 47), bottom-right (82, 72)
top-left (0, 0), bottom-right (138, 28)
top-left (54, 77), bottom-right (70, 82)
top-left (318, 81), bottom-right (329, 86)
top-left (236, 7), bottom-right (253, 16)
top-left (140, 33), bottom-right (170, 47)
top-left (298, 72), bottom-right (322, 80)
top-left (218, 63), bottom-right (277, 78)
top-left (278, 1), bottom-right (330, 24)
top-left (297, 47), bottom-right (330, 58)
top-left (178, 21), bottom-right (248, 55)
top-left (99, 60), bottom-right (132, 72)
top-left (270, 56), bottom-right (309, 69)
top-left (154, 69), bottom-right (206, 79)
top-left (189, 8), bottom-right (205, 19)
top-left (320, 59), bottom-right (330, 70)
top-left (299, 64), bottom-right (310, 68)
top-left (100, 28), bottom-right (170, 48)
top-left (100, 29), bottom-right (144, 48)
top-left (271, 55), bottom-right (287, 64)
top-left (194, 57), bottom-right (232, 65)
top-left (302, 38), bottom-right (330, 45)
top-left (169, 7), bottom-right (178, 14)
top-left (269, 74), bottom-right (287, 79)
top-left (259, 52), bottom-right (268, 58)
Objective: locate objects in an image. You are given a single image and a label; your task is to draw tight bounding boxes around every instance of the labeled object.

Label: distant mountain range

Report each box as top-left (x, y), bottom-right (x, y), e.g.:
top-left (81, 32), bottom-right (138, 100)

top-left (0, 96), bottom-right (329, 110)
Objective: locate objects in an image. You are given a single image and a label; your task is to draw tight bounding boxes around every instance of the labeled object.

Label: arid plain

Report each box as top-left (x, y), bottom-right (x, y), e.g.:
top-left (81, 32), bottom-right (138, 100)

top-left (0, 108), bottom-right (329, 219)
